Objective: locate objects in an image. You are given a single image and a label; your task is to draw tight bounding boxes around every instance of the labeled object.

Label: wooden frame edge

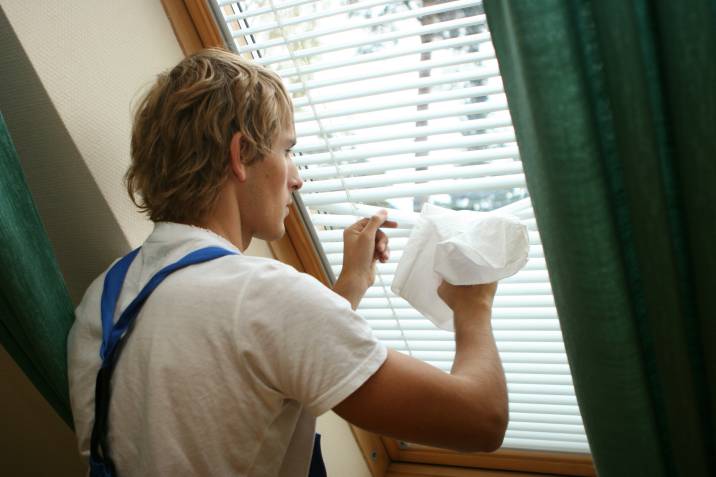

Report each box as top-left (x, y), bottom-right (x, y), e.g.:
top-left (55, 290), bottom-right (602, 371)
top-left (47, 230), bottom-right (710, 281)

top-left (182, 0), bottom-right (225, 47)
top-left (160, 0), bottom-right (205, 54)
top-left (391, 446), bottom-right (595, 477)
top-left (351, 426), bottom-right (392, 477)
top-left (386, 462), bottom-right (561, 477)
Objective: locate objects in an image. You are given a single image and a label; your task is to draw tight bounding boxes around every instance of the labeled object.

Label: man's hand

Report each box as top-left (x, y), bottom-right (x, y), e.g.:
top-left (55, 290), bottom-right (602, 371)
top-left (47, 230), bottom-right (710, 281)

top-left (438, 281), bottom-right (497, 317)
top-left (332, 210), bottom-right (398, 309)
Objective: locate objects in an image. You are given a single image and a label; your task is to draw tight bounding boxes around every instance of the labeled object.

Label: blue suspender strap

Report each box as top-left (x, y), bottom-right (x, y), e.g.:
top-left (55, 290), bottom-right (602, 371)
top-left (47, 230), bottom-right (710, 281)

top-left (90, 246), bottom-right (237, 476)
top-left (99, 248), bottom-right (140, 362)
top-left (89, 245), bottom-right (329, 476)
top-left (309, 433), bottom-right (328, 477)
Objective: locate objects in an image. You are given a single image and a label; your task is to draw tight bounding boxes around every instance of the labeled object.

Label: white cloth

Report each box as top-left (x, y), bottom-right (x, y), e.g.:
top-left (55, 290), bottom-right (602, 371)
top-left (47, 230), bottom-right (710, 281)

top-left (68, 222), bottom-right (387, 477)
top-left (391, 203), bottom-right (529, 331)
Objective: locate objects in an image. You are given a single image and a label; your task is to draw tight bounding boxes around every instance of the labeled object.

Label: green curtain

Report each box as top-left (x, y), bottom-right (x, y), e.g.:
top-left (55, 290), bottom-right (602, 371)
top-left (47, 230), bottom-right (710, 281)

top-left (484, 1), bottom-right (715, 475)
top-left (0, 112), bottom-right (74, 427)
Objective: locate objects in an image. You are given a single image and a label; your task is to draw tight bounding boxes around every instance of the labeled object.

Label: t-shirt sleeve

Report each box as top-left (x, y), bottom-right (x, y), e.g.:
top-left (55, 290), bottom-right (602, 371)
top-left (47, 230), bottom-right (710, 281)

top-left (235, 260), bottom-right (388, 417)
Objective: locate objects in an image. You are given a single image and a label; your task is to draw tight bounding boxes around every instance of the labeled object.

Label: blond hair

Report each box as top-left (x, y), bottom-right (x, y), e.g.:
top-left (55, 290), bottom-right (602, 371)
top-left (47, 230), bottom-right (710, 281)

top-left (125, 48), bottom-right (293, 223)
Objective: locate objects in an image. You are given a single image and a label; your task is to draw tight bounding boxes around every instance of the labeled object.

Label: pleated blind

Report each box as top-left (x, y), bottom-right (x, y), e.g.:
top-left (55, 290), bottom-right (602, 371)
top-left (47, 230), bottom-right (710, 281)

top-left (211, 0), bottom-right (590, 454)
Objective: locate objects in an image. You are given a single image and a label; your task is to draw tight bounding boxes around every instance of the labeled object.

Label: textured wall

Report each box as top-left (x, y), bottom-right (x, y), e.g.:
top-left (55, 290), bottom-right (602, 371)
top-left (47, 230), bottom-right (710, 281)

top-left (318, 412), bottom-right (373, 477)
top-left (0, 0), bottom-right (185, 304)
top-left (0, 7), bottom-right (129, 305)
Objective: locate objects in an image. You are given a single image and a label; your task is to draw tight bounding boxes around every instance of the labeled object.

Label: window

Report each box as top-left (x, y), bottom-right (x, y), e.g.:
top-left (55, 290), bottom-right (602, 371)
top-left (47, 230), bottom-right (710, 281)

top-left (170, 0), bottom-right (595, 474)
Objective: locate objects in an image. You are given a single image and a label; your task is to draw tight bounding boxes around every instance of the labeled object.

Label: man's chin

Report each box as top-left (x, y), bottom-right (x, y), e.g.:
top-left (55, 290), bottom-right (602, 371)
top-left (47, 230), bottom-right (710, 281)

top-left (256, 225), bottom-right (286, 242)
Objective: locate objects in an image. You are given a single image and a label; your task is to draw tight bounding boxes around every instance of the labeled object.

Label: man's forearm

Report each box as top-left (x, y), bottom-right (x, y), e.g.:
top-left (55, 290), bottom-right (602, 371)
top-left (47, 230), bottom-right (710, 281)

top-left (451, 306), bottom-right (508, 411)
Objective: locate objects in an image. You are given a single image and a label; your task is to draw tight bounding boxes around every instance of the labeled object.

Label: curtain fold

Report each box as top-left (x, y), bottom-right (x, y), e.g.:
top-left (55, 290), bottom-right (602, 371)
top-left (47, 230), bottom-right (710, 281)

top-left (0, 112), bottom-right (74, 426)
top-left (484, 1), bottom-right (715, 475)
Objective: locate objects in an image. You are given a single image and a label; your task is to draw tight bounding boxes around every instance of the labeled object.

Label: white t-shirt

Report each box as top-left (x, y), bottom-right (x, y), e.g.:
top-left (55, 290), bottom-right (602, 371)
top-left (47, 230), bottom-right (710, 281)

top-left (68, 222), bottom-right (387, 476)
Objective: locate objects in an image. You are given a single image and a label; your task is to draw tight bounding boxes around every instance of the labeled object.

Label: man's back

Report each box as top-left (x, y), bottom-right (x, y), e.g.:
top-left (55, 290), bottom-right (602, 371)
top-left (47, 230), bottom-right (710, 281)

top-left (68, 222), bottom-right (387, 476)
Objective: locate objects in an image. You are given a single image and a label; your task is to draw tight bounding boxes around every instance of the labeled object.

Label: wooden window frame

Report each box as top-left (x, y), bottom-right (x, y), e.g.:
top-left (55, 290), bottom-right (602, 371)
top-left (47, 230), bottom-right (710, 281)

top-left (159, 1), bottom-right (596, 476)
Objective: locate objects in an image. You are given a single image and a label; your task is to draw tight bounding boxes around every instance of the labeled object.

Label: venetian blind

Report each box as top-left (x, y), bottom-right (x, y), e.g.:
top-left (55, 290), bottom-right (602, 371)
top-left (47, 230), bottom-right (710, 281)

top-left (210, 0), bottom-right (590, 454)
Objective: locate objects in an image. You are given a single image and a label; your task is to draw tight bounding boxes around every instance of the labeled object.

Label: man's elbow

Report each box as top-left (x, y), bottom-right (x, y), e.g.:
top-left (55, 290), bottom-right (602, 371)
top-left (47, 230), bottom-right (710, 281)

top-left (481, 406), bottom-right (509, 452)
top-left (460, 402), bottom-right (509, 453)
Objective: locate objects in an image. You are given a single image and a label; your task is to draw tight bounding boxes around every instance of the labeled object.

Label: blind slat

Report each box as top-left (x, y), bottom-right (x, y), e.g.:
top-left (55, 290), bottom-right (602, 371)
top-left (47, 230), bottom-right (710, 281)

top-left (219, 0), bottom-right (315, 18)
top-left (362, 280), bottom-right (550, 300)
top-left (331, 260), bottom-right (547, 283)
top-left (498, 353), bottom-right (568, 364)
top-left (505, 430), bottom-right (588, 443)
top-left (293, 67), bottom-right (500, 108)
top-left (508, 421), bottom-right (585, 435)
top-left (231, 0), bottom-right (405, 35)
top-left (295, 133), bottom-right (516, 166)
top-left (277, 32), bottom-right (492, 78)
top-left (360, 295), bottom-right (554, 308)
top-left (287, 50), bottom-right (495, 93)
top-left (316, 228), bottom-right (541, 244)
top-left (510, 402), bottom-right (579, 416)
top-left (415, 358), bottom-right (574, 376)
top-left (507, 384), bottom-right (575, 396)
top-left (303, 161), bottom-right (522, 193)
top-left (374, 330), bottom-right (565, 342)
top-left (326, 270), bottom-right (548, 289)
top-left (297, 104), bottom-right (511, 145)
top-left (384, 341), bottom-right (565, 353)
top-left (509, 412), bottom-right (584, 426)
top-left (500, 438), bottom-right (589, 453)
top-left (294, 66), bottom-right (500, 108)
top-left (325, 240), bottom-right (543, 264)
top-left (364, 308), bottom-right (557, 320)
top-left (296, 117), bottom-right (513, 154)
top-left (295, 85), bottom-right (505, 123)
top-left (331, 248), bottom-right (546, 266)
top-left (367, 317), bottom-right (560, 330)
top-left (302, 174), bottom-right (526, 205)
top-left (412, 353), bottom-right (570, 366)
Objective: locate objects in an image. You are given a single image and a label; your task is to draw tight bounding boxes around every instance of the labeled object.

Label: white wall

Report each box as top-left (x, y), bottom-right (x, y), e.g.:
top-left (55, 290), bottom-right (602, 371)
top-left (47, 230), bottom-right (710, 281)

top-left (0, 1), bottom-right (371, 475)
top-left (1, 0), bottom-right (184, 304)
top-left (2, 0), bottom-right (184, 249)
top-left (318, 412), bottom-right (373, 477)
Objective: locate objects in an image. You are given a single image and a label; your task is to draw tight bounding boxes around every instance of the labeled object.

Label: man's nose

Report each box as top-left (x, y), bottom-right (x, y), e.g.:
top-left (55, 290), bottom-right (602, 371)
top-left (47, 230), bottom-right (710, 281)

top-left (289, 162), bottom-right (303, 191)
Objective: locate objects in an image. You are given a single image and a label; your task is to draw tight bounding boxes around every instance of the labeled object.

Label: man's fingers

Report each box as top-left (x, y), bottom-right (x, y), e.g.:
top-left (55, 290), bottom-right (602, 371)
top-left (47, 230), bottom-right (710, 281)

top-left (378, 246), bottom-right (390, 262)
top-left (374, 230), bottom-right (390, 262)
top-left (345, 217), bottom-right (369, 234)
top-left (345, 213), bottom-right (398, 235)
top-left (375, 230), bottom-right (388, 251)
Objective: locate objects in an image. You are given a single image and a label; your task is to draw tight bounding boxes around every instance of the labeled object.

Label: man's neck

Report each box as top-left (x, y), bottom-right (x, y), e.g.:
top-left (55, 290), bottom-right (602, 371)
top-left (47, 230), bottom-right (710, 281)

top-left (202, 218), bottom-right (248, 252)
top-left (196, 185), bottom-right (250, 252)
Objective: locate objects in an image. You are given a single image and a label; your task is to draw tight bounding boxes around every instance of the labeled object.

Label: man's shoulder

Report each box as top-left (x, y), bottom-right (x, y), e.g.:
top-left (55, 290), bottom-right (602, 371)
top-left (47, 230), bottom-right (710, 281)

top-left (213, 253), bottom-right (307, 283)
top-left (233, 255), bottom-right (327, 294)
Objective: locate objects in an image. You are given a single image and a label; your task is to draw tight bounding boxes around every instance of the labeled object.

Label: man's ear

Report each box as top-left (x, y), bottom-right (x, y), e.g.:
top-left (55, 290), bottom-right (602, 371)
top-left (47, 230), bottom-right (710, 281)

top-left (229, 132), bottom-right (247, 182)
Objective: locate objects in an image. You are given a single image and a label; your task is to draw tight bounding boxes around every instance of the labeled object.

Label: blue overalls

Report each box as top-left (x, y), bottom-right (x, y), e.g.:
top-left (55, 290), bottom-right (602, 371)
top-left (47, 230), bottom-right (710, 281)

top-left (89, 246), bottom-right (327, 476)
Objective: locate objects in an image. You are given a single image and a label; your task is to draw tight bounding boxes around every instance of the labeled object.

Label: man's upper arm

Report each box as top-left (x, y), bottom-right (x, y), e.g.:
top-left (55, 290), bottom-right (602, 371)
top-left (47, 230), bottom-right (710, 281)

top-left (239, 262), bottom-right (389, 414)
top-left (333, 348), bottom-right (507, 453)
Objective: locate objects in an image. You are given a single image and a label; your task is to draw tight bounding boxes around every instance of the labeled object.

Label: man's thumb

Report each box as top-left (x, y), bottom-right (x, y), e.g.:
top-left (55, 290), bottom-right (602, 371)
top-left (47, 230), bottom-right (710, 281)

top-left (363, 210), bottom-right (388, 236)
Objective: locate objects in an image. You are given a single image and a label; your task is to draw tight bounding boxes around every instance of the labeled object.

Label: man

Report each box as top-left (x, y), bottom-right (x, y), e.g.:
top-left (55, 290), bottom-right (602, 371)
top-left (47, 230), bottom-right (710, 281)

top-left (68, 48), bottom-right (507, 476)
